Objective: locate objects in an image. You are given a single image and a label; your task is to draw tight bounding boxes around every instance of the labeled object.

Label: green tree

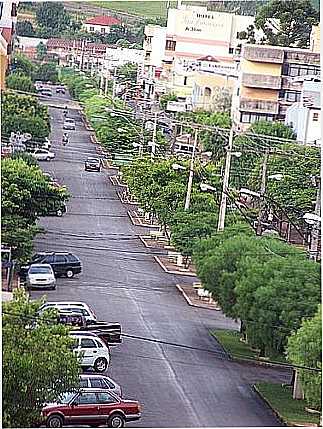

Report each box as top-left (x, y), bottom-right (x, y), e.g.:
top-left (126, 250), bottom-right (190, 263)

top-left (237, 24), bottom-right (256, 44)
top-left (117, 62), bottom-right (138, 82)
top-left (11, 53), bottom-right (35, 77)
top-left (36, 41), bottom-right (48, 61)
top-left (5, 72), bottom-right (36, 93)
top-left (2, 114), bottom-right (50, 140)
top-left (255, 0), bottom-right (319, 48)
top-left (160, 92), bottom-right (178, 110)
top-left (34, 62), bottom-right (58, 83)
top-left (287, 305), bottom-right (322, 411)
top-left (3, 288), bottom-right (80, 427)
top-left (16, 20), bottom-right (35, 37)
top-left (36, 2), bottom-right (70, 36)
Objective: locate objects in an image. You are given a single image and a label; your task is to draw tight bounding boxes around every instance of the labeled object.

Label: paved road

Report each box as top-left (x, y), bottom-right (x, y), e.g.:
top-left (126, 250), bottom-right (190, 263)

top-left (32, 91), bottom-right (290, 427)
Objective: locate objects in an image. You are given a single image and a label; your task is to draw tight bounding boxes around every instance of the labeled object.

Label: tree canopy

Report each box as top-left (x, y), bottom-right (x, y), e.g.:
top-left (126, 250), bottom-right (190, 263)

top-left (287, 305), bottom-right (322, 410)
top-left (3, 288), bottom-right (80, 427)
top-left (255, 0), bottom-right (319, 48)
top-left (36, 2), bottom-right (70, 36)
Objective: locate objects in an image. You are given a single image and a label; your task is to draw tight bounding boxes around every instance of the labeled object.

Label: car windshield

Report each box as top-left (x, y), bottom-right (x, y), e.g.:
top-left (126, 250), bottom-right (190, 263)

top-left (65, 119), bottom-right (74, 123)
top-left (58, 392), bottom-right (76, 404)
top-left (87, 158), bottom-right (99, 162)
top-left (29, 266), bottom-right (52, 274)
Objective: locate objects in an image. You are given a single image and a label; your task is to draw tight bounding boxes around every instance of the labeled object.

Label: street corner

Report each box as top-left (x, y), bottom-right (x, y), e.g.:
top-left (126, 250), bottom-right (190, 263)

top-left (176, 283), bottom-right (222, 310)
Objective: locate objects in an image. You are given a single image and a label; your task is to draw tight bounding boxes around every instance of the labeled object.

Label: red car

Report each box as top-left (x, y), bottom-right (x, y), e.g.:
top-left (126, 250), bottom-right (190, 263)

top-left (42, 389), bottom-right (142, 428)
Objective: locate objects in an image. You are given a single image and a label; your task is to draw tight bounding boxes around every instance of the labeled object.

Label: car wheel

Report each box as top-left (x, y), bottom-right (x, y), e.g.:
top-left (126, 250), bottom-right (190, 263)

top-left (66, 269), bottom-right (74, 278)
top-left (46, 414), bottom-right (63, 428)
top-left (107, 413), bottom-right (125, 428)
top-left (50, 285), bottom-right (56, 290)
top-left (94, 357), bottom-right (108, 372)
top-left (46, 157), bottom-right (51, 161)
top-left (56, 209), bottom-right (63, 217)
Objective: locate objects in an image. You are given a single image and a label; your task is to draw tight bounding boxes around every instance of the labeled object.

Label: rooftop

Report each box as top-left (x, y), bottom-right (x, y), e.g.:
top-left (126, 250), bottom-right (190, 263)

top-left (84, 15), bottom-right (121, 27)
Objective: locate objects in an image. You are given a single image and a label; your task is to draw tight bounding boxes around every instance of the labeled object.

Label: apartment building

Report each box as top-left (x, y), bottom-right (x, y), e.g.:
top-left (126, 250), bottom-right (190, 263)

top-left (0, 0), bottom-right (18, 89)
top-left (142, 4), bottom-right (262, 102)
top-left (231, 44), bottom-right (320, 131)
top-left (285, 80), bottom-right (321, 146)
top-left (83, 15), bottom-right (121, 35)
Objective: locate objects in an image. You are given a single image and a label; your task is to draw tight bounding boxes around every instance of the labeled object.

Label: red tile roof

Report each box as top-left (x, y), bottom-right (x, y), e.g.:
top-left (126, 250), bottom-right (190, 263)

top-left (85, 15), bottom-right (121, 27)
top-left (1, 27), bottom-right (12, 44)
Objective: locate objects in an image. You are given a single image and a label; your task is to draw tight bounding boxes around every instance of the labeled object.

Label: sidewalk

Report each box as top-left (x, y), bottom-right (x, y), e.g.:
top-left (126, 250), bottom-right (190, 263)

top-left (154, 255), bottom-right (197, 277)
top-left (128, 210), bottom-right (160, 228)
top-left (176, 283), bottom-right (221, 310)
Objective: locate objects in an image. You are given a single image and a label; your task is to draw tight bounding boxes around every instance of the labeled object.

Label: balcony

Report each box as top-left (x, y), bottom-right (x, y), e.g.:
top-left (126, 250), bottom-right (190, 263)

top-left (284, 50), bottom-right (320, 65)
top-left (240, 98), bottom-right (279, 114)
top-left (243, 45), bottom-right (284, 64)
top-left (281, 77), bottom-right (303, 90)
top-left (242, 73), bottom-right (282, 89)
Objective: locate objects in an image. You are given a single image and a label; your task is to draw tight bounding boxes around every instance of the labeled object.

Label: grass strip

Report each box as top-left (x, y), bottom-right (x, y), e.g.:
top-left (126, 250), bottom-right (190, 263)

top-left (255, 383), bottom-right (320, 426)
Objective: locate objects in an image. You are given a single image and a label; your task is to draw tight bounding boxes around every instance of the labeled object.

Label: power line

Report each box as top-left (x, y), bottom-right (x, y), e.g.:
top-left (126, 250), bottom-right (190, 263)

top-left (2, 311), bottom-right (320, 373)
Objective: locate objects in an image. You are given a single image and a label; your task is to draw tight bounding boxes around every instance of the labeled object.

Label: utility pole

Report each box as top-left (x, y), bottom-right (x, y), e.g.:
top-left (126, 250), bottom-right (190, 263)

top-left (256, 150), bottom-right (269, 236)
top-left (150, 111), bottom-right (158, 160)
top-left (217, 126), bottom-right (234, 231)
top-left (309, 178), bottom-right (321, 261)
top-left (184, 129), bottom-right (198, 211)
top-left (112, 67), bottom-right (117, 99)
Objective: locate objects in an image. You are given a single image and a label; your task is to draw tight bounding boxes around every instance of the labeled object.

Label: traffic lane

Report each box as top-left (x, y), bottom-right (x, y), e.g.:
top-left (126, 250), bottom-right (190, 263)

top-left (33, 102), bottom-right (283, 427)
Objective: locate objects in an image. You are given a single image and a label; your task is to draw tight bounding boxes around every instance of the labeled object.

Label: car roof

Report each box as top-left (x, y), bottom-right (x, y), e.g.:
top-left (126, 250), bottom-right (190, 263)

top-left (70, 332), bottom-right (99, 338)
top-left (65, 118), bottom-right (75, 121)
top-left (34, 252), bottom-right (76, 256)
top-left (42, 302), bottom-right (89, 307)
top-left (29, 263), bottom-right (52, 268)
top-left (80, 374), bottom-right (113, 380)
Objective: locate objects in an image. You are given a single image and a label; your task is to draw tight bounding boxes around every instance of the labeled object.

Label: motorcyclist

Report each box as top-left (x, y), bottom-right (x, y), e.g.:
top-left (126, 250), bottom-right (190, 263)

top-left (63, 105), bottom-right (68, 117)
top-left (62, 132), bottom-right (69, 146)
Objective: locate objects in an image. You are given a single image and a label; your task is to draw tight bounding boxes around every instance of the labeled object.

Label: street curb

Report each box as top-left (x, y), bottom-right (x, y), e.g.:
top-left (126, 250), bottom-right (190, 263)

top-left (153, 256), bottom-right (197, 277)
top-left (176, 284), bottom-right (222, 310)
top-left (252, 385), bottom-right (288, 427)
top-left (109, 175), bottom-right (127, 188)
top-left (127, 211), bottom-right (160, 228)
top-left (210, 332), bottom-right (293, 371)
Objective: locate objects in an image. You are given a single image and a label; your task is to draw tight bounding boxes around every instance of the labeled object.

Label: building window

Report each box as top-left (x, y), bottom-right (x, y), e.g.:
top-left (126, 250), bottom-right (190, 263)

top-left (240, 112), bottom-right (274, 123)
top-left (204, 87), bottom-right (212, 97)
top-left (184, 76), bottom-right (187, 86)
top-left (237, 87), bottom-right (240, 96)
top-left (89, 26), bottom-right (95, 32)
top-left (283, 63), bottom-right (321, 77)
top-left (229, 47), bottom-right (234, 54)
top-left (279, 90), bottom-right (301, 102)
top-left (101, 27), bottom-right (106, 33)
top-left (165, 40), bottom-right (176, 51)
top-left (313, 112), bottom-right (319, 122)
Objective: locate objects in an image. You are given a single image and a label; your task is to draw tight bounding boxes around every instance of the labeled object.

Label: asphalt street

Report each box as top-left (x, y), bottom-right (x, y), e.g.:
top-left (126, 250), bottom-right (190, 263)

top-left (31, 90), bottom-right (290, 427)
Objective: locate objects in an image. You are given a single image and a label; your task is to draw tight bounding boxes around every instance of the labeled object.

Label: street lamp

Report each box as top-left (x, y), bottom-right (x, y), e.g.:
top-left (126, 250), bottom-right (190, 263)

top-left (200, 183), bottom-right (217, 192)
top-left (172, 163), bottom-right (186, 171)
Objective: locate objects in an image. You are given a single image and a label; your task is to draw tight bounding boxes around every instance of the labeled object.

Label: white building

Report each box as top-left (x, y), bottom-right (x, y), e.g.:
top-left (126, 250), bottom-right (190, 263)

top-left (285, 80), bottom-right (321, 146)
top-left (142, 3), bottom-right (263, 102)
top-left (103, 46), bottom-right (144, 71)
top-left (83, 15), bottom-right (121, 34)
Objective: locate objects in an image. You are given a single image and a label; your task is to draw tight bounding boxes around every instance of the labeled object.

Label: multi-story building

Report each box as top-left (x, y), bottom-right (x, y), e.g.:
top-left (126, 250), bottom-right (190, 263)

top-left (285, 80), bottom-right (321, 146)
top-left (142, 3), bottom-right (263, 103)
top-left (0, 0), bottom-right (18, 90)
top-left (83, 15), bottom-right (121, 35)
top-left (231, 44), bottom-right (320, 131)
top-left (310, 24), bottom-right (320, 53)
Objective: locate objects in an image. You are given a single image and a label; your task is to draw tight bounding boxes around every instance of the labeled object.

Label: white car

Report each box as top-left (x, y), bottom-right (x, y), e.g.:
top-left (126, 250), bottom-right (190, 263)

top-left (71, 332), bottom-right (110, 372)
top-left (79, 374), bottom-right (122, 397)
top-left (26, 264), bottom-right (56, 290)
top-left (63, 118), bottom-right (76, 130)
top-left (31, 148), bottom-right (55, 161)
top-left (39, 301), bottom-right (97, 323)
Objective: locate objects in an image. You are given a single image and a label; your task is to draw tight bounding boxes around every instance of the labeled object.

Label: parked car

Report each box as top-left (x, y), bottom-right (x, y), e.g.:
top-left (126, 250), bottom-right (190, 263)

top-left (26, 264), bottom-right (56, 290)
top-left (39, 301), bottom-right (97, 323)
top-left (20, 252), bottom-right (82, 279)
top-left (31, 148), bottom-right (55, 161)
top-left (42, 389), bottom-right (141, 428)
top-left (56, 312), bottom-right (122, 346)
top-left (84, 157), bottom-right (101, 172)
top-left (79, 374), bottom-right (122, 398)
top-left (56, 87), bottom-right (66, 94)
top-left (70, 332), bottom-right (111, 372)
top-left (63, 118), bottom-right (76, 130)
top-left (41, 88), bottom-right (53, 97)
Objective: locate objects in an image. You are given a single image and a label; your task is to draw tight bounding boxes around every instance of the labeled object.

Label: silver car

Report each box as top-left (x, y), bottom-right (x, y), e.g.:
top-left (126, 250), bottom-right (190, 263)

top-left (63, 118), bottom-right (75, 130)
top-left (26, 264), bottom-right (56, 290)
top-left (79, 374), bottom-right (122, 397)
